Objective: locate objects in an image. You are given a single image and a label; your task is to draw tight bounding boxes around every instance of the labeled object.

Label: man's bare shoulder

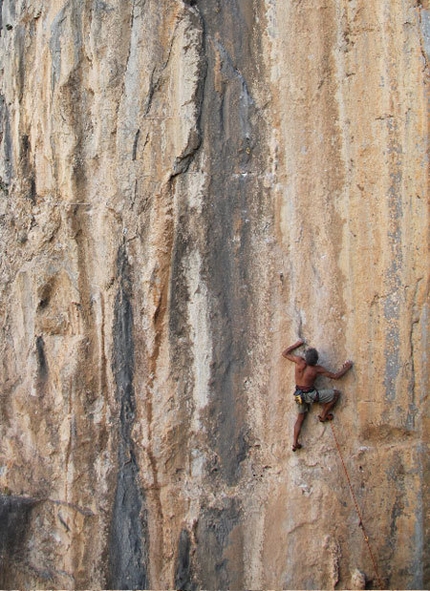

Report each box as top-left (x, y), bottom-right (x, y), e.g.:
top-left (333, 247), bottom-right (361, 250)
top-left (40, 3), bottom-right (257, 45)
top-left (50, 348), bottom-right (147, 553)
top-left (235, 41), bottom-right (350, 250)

top-left (294, 356), bottom-right (307, 368)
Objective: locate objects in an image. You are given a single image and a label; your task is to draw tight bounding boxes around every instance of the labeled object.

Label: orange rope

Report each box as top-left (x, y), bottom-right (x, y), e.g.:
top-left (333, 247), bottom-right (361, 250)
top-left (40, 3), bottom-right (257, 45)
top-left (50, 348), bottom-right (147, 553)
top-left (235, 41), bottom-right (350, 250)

top-left (330, 422), bottom-right (384, 589)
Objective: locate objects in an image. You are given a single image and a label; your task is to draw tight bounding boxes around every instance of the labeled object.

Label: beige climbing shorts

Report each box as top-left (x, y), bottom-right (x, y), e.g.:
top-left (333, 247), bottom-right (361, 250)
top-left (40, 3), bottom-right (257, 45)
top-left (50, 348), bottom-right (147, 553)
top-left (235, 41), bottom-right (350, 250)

top-left (296, 388), bottom-right (336, 414)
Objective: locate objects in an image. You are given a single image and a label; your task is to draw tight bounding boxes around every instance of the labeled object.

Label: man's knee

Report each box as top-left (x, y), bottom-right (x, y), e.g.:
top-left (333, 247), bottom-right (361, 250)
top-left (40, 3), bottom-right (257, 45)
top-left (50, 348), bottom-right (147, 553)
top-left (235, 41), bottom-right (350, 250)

top-left (333, 389), bottom-right (340, 402)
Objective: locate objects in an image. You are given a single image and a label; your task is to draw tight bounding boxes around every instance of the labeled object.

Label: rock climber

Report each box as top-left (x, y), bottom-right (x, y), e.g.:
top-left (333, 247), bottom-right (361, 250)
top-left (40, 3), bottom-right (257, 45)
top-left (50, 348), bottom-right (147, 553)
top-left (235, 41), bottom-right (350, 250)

top-left (282, 339), bottom-right (353, 452)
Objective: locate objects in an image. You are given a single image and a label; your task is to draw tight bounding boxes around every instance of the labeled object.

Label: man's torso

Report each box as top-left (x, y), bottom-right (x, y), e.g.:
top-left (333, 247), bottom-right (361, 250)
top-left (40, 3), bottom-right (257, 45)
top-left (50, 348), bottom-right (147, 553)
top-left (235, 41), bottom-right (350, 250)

top-left (295, 361), bottom-right (319, 388)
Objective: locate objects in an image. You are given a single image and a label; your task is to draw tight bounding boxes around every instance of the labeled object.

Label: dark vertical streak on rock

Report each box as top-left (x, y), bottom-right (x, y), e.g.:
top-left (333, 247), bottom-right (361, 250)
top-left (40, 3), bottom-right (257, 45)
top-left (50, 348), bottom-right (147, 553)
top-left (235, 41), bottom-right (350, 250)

top-left (19, 133), bottom-right (36, 203)
top-left (108, 244), bottom-right (149, 591)
top-left (174, 529), bottom-right (196, 591)
top-left (132, 128), bottom-right (140, 161)
top-left (0, 93), bottom-right (13, 186)
top-left (195, 499), bottom-right (242, 590)
top-left (35, 335), bottom-right (48, 381)
top-left (0, 495), bottom-right (37, 589)
top-left (198, 0), bottom-right (258, 486)
top-left (383, 455), bottom-right (407, 588)
top-left (422, 443), bottom-right (430, 589)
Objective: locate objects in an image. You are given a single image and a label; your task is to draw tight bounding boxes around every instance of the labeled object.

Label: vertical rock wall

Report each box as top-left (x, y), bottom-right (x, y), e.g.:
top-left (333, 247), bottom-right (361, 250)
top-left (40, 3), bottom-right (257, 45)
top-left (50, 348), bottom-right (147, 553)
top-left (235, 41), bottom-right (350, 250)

top-left (0, 0), bottom-right (428, 589)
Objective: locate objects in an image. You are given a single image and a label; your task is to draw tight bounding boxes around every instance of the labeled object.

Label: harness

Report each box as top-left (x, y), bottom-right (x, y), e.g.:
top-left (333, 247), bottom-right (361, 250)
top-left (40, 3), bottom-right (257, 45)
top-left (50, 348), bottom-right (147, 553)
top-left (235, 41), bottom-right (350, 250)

top-left (294, 386), bottom-right (319, 405)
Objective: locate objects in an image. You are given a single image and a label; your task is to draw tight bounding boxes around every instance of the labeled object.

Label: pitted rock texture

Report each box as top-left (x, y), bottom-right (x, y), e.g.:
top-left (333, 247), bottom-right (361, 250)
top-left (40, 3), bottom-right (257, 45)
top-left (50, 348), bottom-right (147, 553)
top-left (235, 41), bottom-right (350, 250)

top-left (0, 1), bottom-right (428, 589)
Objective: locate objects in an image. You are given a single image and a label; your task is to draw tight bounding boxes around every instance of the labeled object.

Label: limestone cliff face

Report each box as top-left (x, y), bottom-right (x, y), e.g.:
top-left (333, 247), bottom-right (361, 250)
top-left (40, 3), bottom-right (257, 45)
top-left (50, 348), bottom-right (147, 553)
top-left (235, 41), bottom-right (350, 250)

top-left (0, 1), bottom-right (428, 589)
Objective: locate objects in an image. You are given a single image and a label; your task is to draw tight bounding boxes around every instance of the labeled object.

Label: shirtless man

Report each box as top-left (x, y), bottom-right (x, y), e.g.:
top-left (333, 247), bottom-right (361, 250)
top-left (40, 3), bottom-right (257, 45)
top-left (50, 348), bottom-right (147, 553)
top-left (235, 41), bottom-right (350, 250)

top-left (282, 339), bottom-right (353, 451)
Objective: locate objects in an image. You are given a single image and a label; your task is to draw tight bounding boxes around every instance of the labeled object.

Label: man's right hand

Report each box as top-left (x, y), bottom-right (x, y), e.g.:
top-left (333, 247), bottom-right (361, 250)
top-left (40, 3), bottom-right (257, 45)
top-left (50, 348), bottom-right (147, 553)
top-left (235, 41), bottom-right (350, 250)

top-left (282, 339), bottom-right (305, 359)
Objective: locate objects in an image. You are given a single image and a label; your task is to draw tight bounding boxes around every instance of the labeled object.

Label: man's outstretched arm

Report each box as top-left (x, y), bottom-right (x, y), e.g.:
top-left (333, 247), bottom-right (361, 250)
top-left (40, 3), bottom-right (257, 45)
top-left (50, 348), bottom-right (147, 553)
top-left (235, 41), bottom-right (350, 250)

top-left (318, 360), bottom-right (353, 379)
top-left (282, 339), bottom-right (305, 362)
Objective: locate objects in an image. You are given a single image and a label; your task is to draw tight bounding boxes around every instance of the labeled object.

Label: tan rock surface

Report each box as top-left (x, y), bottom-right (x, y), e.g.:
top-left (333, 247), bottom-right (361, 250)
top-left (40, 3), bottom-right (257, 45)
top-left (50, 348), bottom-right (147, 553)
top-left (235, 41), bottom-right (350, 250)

top-left (0, 1), bottom-right (428, 589)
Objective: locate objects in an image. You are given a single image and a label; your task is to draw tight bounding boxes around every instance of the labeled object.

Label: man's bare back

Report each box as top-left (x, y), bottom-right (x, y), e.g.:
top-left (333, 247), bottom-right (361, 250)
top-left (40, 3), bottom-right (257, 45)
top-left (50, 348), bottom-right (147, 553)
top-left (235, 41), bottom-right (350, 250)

top-left (294, 361), bottom-right (322, 389)
top-left (282, 339), bottom-right (353, 451)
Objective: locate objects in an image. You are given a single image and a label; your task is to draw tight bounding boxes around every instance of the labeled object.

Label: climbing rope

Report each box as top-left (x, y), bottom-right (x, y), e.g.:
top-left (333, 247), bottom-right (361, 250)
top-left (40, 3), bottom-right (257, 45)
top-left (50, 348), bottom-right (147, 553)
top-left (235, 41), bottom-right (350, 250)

top-left (330, 422), bottom-right (384, 590)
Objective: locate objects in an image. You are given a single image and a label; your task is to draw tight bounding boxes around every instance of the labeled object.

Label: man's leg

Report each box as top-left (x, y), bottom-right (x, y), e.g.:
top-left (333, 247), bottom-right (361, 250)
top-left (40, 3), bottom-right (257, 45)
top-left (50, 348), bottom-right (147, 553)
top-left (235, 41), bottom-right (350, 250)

top-left (293, 412), bottom-right (307, 451)
top-left (318, 389), bottom-right (340, 422)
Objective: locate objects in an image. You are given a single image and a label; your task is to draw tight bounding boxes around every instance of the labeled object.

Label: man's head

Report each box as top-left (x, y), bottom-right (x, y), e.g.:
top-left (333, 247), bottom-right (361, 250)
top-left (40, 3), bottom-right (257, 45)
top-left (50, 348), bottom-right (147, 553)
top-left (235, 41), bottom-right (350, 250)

top-left (305, 348), bottom-right (319, 366)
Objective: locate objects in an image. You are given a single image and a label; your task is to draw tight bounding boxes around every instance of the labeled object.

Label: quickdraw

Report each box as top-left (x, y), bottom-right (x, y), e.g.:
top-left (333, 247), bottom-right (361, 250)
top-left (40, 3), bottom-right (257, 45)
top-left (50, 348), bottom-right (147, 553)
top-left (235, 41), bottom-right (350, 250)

top-left (294, 392), bottom-right (304, 405)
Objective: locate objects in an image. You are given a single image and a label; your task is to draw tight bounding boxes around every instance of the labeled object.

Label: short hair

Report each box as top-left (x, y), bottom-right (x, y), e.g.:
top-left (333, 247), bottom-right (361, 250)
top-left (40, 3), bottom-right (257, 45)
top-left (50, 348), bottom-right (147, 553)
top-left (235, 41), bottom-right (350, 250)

top-left (305, 348), bottom-right (319, 366)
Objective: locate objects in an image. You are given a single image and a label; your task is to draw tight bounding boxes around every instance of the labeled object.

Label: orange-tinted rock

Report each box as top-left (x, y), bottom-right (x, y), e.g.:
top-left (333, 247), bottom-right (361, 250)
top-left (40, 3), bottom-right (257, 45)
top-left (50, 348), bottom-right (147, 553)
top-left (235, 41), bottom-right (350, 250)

top-left (0, 1), bottom-right (428, 589)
